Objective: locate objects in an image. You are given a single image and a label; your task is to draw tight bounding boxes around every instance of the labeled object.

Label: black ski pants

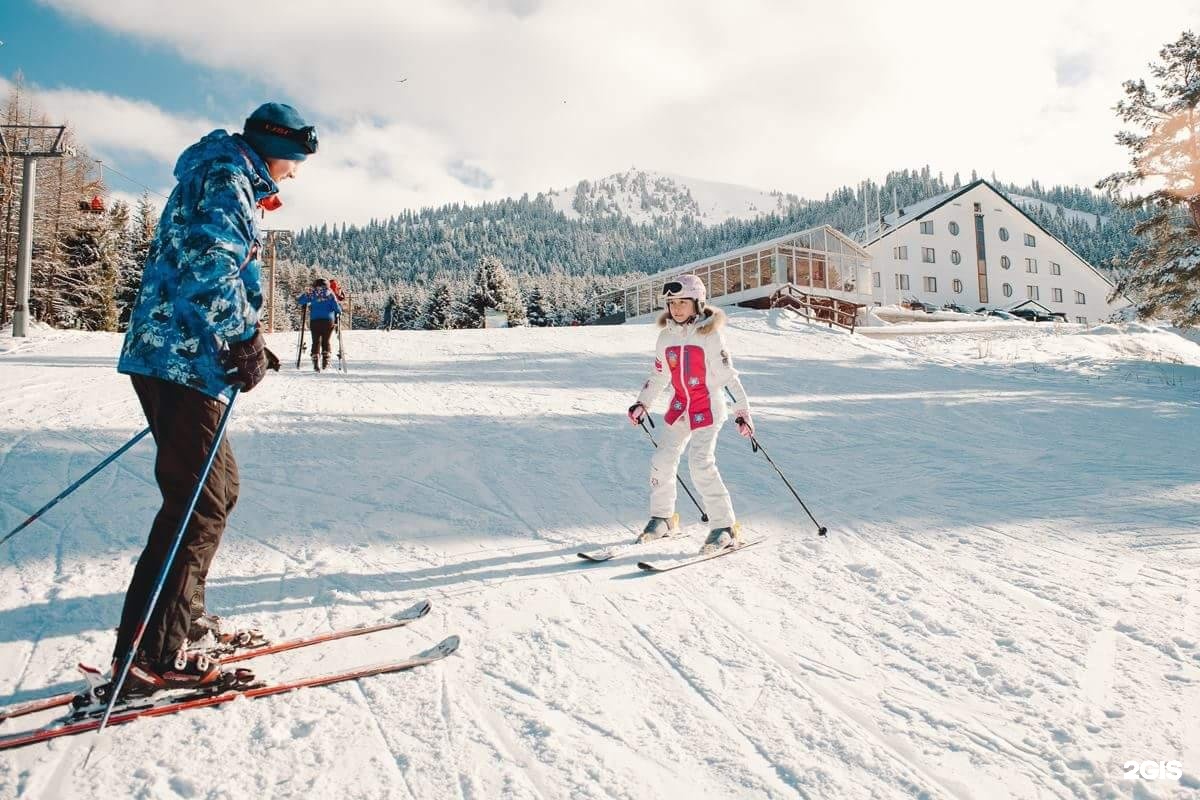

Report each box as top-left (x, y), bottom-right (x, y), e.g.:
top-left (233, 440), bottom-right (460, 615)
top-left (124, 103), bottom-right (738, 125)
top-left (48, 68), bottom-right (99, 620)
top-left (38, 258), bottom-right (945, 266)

top-left (113, 375), bottom-right (239, 665)
top-left (309, 318), bottom-right (334, 357)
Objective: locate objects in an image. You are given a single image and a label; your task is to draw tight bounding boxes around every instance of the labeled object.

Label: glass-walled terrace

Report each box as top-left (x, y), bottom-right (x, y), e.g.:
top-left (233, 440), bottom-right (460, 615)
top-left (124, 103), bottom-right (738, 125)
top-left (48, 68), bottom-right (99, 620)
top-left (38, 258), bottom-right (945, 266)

top-left (598, 225), bottom-right (870, 320)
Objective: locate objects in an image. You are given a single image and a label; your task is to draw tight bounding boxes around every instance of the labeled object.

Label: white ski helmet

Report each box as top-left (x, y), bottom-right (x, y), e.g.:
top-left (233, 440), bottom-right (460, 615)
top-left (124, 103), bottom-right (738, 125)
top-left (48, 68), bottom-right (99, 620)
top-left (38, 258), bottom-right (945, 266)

top-left (662, 274), bottom-right (706, 311)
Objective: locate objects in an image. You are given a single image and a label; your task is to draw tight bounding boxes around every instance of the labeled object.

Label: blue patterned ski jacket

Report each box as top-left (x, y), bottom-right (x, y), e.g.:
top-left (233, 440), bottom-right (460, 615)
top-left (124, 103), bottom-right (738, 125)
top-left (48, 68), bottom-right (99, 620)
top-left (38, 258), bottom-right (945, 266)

top-left (118, 131), bottom-right (279, 400)
top-left (297, 288), bottom-right (342, 321)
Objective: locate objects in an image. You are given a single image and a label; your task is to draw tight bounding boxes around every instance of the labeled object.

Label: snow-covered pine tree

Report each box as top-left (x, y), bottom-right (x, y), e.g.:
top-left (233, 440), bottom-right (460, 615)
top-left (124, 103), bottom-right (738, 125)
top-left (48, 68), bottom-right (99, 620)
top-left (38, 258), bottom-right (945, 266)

top-left (525, 284), bottom-right (548, 327)
top-left (397, 285), bottom-right (428, 329)
top-left (119, 193), bottom-right (157, 329)
top-left (422, 282), bottom-right (455, 330)
top-left (1098, 29), bottom-right (1200, 325)
top-left (57, 200), bottom-right (127, 332)
top-left (93, 200), bottom-right (131, 331)
top-left (457, 255), bottom-right (526, 328)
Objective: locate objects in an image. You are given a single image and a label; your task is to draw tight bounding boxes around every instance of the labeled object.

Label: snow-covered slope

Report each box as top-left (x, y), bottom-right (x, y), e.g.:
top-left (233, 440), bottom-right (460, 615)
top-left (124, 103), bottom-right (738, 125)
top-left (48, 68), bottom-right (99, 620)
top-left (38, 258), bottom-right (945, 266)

top-left (545, 168), bottom-right (799, 226)
top-left (1, 316), bottom-right (1198, 799)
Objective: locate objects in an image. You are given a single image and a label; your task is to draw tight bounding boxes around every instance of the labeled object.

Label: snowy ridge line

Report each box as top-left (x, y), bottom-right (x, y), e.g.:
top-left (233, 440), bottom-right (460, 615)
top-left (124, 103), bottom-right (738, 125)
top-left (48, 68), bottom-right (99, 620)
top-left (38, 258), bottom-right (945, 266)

top-left (0, 599), bottom-right (433, 725)
top-left (0, 636), bottom-right (462, 752)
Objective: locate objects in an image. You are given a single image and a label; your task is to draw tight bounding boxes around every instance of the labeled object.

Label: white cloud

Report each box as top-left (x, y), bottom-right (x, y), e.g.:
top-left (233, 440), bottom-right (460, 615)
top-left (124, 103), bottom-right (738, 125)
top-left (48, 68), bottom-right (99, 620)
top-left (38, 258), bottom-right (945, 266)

top-left (29, 0), bottom-right (1200, 226)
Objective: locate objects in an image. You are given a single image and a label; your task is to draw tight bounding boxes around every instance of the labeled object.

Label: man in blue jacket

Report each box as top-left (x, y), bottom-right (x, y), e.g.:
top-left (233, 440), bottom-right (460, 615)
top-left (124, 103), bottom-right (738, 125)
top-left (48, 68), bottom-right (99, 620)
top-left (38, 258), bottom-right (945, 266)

top-left (297, 278), bottom-right (343, 371)
top-left (113, 102), bottom-right (317, 694)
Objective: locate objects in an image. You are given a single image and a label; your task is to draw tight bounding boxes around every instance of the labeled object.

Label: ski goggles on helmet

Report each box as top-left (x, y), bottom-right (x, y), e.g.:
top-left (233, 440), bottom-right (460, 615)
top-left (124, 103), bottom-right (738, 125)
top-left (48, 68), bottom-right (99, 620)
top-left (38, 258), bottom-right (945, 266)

top-left (661, 281), bottom-right (685, 297)
top-left (244, 118), bottom-right (320, 155)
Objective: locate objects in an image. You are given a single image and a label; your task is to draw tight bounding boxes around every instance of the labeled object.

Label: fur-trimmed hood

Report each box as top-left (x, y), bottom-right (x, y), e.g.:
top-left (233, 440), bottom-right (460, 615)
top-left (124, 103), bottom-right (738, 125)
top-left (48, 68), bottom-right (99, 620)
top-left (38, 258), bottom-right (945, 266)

top-left (657, 305), bottom-right (726, 334)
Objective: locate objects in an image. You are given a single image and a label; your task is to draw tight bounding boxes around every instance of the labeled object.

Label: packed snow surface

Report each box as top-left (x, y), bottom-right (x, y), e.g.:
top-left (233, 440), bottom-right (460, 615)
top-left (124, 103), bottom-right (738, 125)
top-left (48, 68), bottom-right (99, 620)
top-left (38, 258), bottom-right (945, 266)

top-left (1, 311), bottom-right (1198, 799)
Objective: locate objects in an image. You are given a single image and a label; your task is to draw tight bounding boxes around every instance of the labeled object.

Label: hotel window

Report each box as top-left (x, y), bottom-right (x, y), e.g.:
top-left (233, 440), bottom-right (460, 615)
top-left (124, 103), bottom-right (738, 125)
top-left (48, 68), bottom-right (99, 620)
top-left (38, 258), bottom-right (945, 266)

top-left (973, 202), bottom-right (981, 212)
top-left (920, 221), bottom-right (934, 234)
top-left (1050, 262), bottom-right (1061, 275)
top-left (894, 245), bottom-right (908, 260)
top-left (1000, 255), bottom-right (1011, 269)
top-left (1052, 287), bottom-right (1063, 302)
top-left (1027, 285), bottom-right (1039, 300)
top-left (950, 249), bottom-right (961, 265)
top-left (1024, 233), bottom-right (1036, 247)
top-left (896, 274), bottom-right (910, 290)
top-left (924, 276), bottom-right (937, 292)
top-left (999, 227), bottom-right (1010, 241)
top-left (948, 221), bottom-right (960, 235)
top-left (1076, 316), bottom-right (1088, 325)
top-left (873, 272), bottom-right (881, 288)
top-left (953, 279), bottom-right (963, 293)
top-left (1003, 283), bottom-right (1013, 298)
top-left (1025, 258), bottom-right (1038, 273)
top-left (922, 247), bottom-right (936, 263)
top-left (1075, 291), bottom-right (1086, 304)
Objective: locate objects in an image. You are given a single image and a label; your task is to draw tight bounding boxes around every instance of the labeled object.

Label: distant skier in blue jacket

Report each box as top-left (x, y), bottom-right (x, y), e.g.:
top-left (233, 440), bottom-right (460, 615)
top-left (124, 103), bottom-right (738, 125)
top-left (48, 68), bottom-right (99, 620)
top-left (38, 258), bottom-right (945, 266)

top-left (297, 278), bottom-right (342, 371)
top-left (112, 102), bottom-right (318, 697)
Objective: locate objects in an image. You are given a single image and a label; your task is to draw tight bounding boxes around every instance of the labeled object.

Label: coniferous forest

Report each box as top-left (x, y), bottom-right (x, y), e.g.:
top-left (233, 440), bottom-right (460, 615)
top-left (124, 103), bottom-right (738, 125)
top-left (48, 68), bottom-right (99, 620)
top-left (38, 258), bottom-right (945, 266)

top-left (0, 79), bottom-right (1149, 333)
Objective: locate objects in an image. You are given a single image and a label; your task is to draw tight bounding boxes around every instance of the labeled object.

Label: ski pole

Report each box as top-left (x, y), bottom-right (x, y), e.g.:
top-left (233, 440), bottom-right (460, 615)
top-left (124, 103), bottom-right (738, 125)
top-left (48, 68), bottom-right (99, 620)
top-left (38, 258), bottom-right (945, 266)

top-left (92, 388), bottom-right (240, 743)
top-left (723, 387), bottom-right (826, 537)
top-left (1, 427), bottom-right (152, 547)
top-left (335, 313), bottom-right (347, 373)
top-left (295, 304), bottom-right (307, 369)
top-left (637, 416), bottom-right (709, 523)
top-left (741, 427), bottom-right (827, 537)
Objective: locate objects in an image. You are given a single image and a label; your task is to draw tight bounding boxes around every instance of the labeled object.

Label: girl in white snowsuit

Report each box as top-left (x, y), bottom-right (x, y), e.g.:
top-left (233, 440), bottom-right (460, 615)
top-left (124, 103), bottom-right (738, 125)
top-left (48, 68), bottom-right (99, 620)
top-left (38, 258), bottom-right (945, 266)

top-left (627, 274), bottom-right (754, 553)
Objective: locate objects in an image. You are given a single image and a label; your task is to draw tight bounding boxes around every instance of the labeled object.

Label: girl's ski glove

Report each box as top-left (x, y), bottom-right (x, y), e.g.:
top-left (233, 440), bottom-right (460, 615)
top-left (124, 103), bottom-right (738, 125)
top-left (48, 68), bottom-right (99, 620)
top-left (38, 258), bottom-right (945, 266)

top-left (733, 411), bottom-right (753, 438)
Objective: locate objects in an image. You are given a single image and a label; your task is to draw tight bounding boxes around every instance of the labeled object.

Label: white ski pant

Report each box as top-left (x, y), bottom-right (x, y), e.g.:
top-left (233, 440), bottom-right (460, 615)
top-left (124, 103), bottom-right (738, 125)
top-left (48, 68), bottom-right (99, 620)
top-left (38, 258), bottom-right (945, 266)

top-left (649, 419), bottom-right (735, 529)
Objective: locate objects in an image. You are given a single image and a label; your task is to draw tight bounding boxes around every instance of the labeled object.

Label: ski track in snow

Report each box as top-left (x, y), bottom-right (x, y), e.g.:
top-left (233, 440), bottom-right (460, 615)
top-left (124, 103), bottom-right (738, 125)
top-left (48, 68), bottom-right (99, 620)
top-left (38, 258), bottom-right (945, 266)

top-left (1, 313), bottom-right (1199, 799)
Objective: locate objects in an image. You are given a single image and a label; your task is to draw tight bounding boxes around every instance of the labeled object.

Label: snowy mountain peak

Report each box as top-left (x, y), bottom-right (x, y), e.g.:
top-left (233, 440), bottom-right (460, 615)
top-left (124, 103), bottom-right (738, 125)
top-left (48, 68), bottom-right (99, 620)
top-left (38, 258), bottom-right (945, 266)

top-left (544, 168), bottom-right (801, 227)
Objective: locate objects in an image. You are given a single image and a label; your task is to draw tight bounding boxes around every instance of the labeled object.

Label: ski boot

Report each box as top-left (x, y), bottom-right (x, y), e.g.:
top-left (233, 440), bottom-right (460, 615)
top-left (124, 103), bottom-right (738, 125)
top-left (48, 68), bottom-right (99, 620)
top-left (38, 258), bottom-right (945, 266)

top-left (321, 352), bottom-right (331, 371)
top-left (700, 522), bottom-right (743, 554)
top-left (72, 650), bottom-right (252, 713)
top-left (312, 355), bottom-right (321, 372)
top-left (637, 513), bottom-right (680, 544)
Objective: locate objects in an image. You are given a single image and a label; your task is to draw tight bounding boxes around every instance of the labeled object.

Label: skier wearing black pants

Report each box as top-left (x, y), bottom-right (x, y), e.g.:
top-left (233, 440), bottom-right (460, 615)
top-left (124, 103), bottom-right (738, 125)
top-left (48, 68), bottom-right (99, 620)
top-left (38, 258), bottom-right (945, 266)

top-left (297, 277), bottom-right (342, 371)
top-left (113, 376), bottom-right (241, 668)
top-left (114, 102), bottom-right (317, 695)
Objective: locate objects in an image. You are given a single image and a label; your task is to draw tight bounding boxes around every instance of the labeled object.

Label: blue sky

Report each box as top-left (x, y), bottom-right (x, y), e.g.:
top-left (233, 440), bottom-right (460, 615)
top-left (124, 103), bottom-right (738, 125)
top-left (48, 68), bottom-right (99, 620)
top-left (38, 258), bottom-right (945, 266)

top-left (1, 1), bottom-right (261, 116)
top-left (2, 1), bottom-right (1198, 229)
top-left (0, 1), bottom-right (279, 202)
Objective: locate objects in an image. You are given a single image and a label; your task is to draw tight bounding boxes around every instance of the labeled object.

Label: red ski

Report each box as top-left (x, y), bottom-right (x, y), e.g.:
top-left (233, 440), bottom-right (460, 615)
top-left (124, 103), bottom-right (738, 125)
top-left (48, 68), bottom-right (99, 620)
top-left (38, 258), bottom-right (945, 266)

top-left (0, 599), bottom-right (432, 725)
top-left (0, 635), bottom-right (459, 751)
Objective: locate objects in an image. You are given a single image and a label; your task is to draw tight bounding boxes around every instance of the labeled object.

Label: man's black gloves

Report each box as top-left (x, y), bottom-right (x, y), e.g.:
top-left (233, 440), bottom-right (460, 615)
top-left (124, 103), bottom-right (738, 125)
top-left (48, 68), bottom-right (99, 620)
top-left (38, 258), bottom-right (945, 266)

top-left (223, 331), bottom-right (269, 392)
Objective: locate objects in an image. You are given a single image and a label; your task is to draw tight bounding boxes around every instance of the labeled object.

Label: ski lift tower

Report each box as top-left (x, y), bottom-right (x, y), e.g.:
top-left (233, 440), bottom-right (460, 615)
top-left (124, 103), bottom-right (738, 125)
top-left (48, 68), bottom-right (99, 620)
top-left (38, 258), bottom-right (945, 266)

top-left (0, 124), bottom-right (71, 336)
top-left (262, 229), bottom-right (293, 333)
